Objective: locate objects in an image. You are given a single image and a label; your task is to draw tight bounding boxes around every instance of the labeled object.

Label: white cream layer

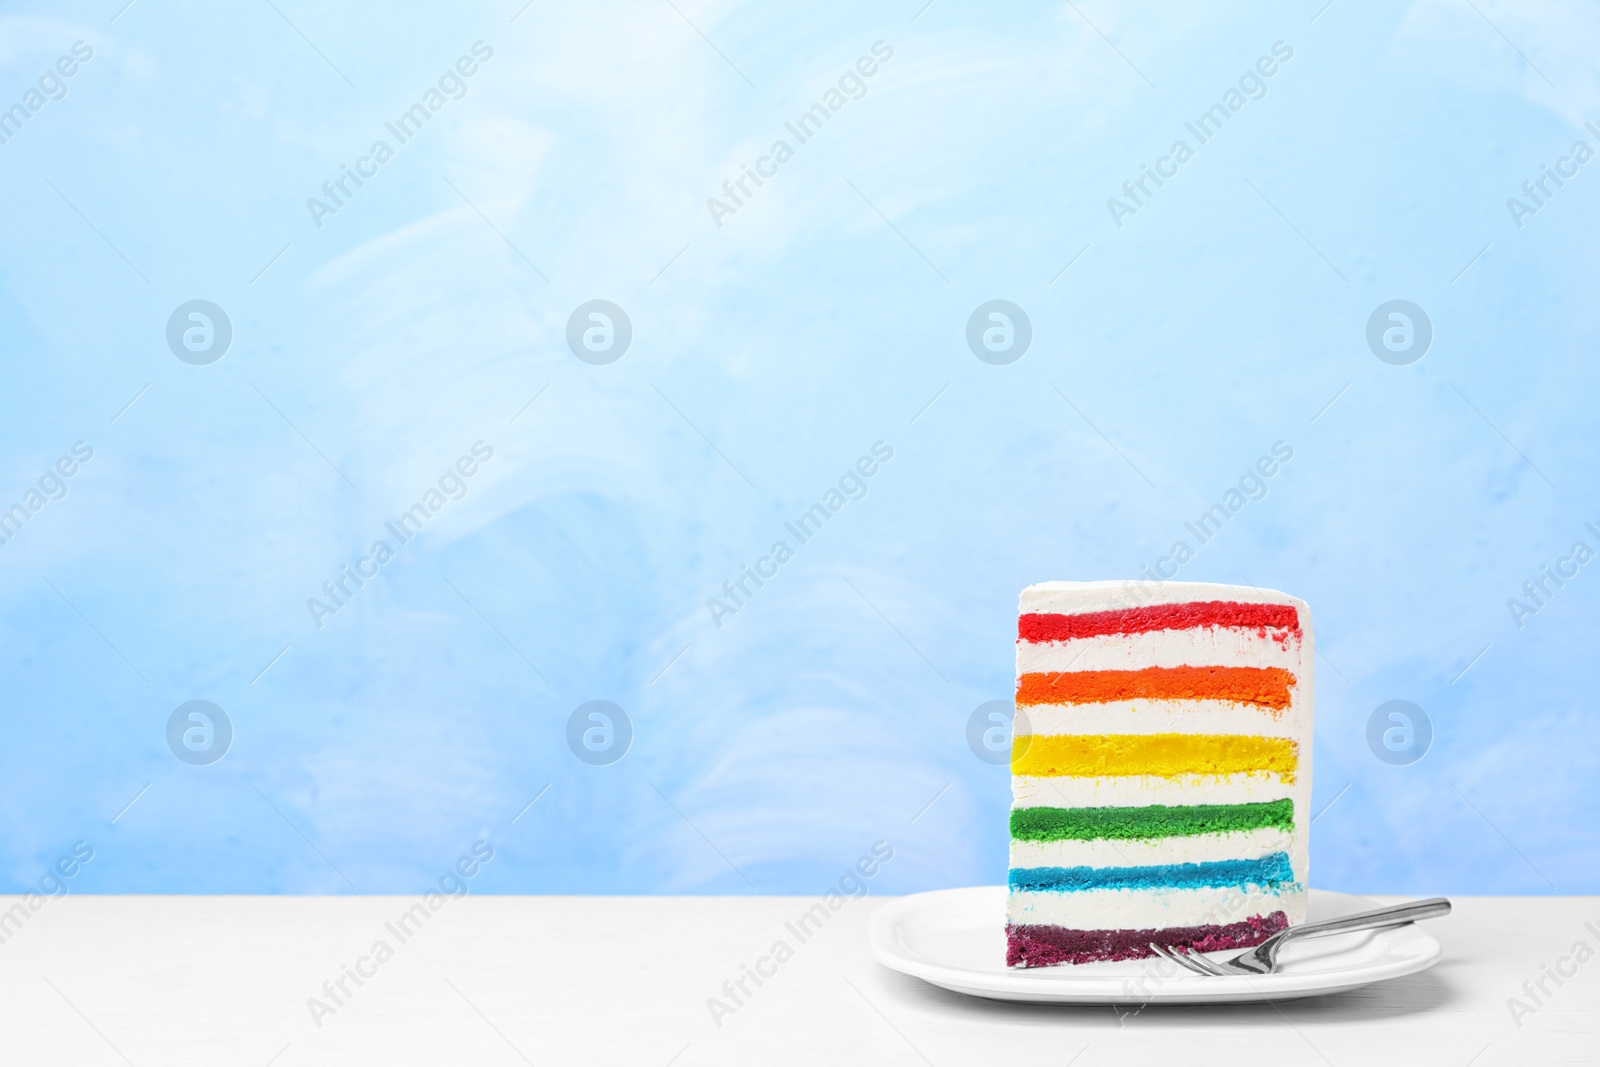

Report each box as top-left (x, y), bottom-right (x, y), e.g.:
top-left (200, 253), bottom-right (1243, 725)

top-left (1017, 700), bottom-right (1298, 739)
top-left (1007, 884), bottom-right (1307, 930)
top-left (1011, 772), bottom-right (1296, 809)
top-left (1008, 827), bottom-right (1292, 871)
top-left (1017, 626), bottom-right (1301, 674)
top-left (1020, 580), bottom-right (1310, 618)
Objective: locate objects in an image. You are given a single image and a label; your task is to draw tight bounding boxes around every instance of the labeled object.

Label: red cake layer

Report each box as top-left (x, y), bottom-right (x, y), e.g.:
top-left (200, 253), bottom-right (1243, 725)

top-left (1006, 911), bottom-right (1290, 967)
top-left (1018, 600), bottom-right (1301, 643)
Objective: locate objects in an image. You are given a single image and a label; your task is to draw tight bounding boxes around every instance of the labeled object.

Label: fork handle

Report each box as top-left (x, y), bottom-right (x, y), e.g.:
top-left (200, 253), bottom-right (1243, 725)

top-left (1277, 897), bottom-right (1451, 944)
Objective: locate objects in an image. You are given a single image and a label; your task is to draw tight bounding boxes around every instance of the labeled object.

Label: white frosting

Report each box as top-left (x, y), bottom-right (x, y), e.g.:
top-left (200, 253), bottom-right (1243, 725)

top-left (1017, 701), bottom-right (1300, 739)
top-left (1012, 772), bottom-right (1294, 809)
top-left (1009, 827), bottom-right (1292, 870)
top-left (1017, 626), bottom-right (1302, 673)
top-left (1010, 580), bottom-right (1313, 942)
top-left (1008, 883), bottom-right (1306, 930)
top-left (1020, 579), bottom-right (1310, 615)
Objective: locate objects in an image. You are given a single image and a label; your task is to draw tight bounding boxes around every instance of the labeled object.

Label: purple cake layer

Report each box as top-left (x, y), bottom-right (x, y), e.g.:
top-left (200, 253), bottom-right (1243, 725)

top-left (1007, 911), bottom-right (1290, 968)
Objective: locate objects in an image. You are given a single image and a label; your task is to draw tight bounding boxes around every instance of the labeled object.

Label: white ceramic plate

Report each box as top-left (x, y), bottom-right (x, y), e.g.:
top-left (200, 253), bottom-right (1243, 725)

top-left (869, 887), bottom-right (1442, 1004)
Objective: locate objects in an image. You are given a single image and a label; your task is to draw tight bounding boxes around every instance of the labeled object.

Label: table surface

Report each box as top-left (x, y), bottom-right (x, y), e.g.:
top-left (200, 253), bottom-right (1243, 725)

top-left (0, 892), bottom-right (1593, 1065)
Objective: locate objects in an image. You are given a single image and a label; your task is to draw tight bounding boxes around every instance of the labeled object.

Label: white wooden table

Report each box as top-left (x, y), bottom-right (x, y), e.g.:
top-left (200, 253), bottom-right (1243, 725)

top-left (0, 894), bottom-right (1592, 1064)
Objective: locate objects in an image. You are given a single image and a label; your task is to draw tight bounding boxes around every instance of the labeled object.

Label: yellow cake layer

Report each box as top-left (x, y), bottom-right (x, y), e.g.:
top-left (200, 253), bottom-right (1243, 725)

top-left (1011, 733), bottom-right (1298, 782)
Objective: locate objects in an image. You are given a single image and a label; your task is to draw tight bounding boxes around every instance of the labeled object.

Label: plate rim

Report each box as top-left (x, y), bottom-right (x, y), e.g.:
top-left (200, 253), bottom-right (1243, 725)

top-left (868, 886), bottom-right (1443, 1004)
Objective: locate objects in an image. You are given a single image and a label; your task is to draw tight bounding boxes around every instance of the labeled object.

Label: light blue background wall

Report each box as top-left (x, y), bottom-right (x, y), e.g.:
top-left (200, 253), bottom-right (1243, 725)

top-left (2, 0), bottom-right (1596, 895)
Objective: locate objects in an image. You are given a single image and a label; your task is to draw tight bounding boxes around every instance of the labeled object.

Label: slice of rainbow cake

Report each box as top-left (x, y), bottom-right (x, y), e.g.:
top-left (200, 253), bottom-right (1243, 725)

top-left (1007, 580), bottom-right (1312, 967)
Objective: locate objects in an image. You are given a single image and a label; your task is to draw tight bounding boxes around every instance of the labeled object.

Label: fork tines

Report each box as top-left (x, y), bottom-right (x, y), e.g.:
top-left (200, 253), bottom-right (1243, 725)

top-left (1148, 941), bottom-right (1228, 976)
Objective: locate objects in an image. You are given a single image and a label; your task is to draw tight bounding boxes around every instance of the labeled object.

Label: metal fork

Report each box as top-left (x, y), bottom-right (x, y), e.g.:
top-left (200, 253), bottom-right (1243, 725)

top-left (1147, 897), bottom-right (1451, 976)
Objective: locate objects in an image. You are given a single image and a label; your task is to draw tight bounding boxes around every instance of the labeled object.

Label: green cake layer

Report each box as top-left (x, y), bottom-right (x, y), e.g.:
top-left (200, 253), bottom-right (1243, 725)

top-left (1009, 799), bottom-right (1294, 842)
